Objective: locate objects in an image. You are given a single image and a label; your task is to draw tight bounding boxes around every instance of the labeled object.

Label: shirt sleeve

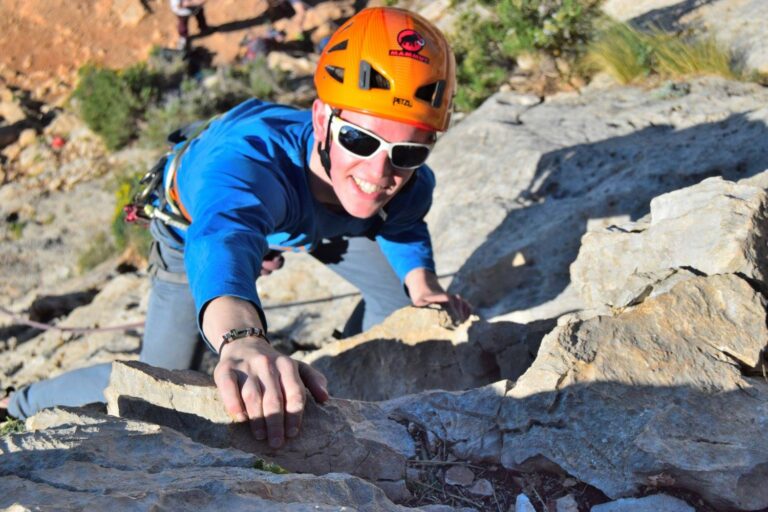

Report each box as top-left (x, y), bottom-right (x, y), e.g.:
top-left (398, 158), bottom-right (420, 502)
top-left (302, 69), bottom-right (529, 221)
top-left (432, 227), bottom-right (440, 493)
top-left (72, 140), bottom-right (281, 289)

top-left (375, 166), bottom-right (436, 282)
top-left (178, 141), bottom-right (292, 341)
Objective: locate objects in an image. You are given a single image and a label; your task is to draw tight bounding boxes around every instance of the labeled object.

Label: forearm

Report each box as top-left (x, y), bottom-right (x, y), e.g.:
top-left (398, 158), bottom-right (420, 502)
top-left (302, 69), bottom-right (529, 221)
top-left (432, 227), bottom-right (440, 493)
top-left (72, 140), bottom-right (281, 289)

top-left (404, 267), bottom-right (444, 305)
top-left (202, 296), bottom-right (267, 353)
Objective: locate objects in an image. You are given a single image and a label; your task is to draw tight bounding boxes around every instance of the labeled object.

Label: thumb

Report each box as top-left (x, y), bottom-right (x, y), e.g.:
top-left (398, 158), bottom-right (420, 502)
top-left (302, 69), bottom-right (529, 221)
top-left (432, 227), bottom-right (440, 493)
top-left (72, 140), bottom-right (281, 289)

top-left (298, 361), bottom-right (329, 403)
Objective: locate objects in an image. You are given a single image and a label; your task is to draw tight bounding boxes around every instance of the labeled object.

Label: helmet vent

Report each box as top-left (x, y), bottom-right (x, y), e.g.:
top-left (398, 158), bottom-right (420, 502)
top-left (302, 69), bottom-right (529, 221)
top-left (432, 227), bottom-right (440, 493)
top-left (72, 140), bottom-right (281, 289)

top-left (359, 61), bottom-right (390, 90)
top-left (327, 40), bottom-right (348, 53)
top-left (415, 80), bottom-right (446, 107)
top-left (325, 65), bottom-right (345, 83)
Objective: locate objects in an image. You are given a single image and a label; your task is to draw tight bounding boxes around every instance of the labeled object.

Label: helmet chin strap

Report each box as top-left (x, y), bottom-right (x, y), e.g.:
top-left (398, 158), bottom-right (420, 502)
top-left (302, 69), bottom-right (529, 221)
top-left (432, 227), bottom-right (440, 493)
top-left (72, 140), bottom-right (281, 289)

top-left (317, 107), bottom-right (336, 178)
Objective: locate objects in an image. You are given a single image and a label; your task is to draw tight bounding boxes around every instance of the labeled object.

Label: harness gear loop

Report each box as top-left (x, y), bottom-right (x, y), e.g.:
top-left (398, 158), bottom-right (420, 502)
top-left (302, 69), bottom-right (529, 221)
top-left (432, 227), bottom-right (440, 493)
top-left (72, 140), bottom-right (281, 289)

top-left (125, 115), bottom-right (219, 230)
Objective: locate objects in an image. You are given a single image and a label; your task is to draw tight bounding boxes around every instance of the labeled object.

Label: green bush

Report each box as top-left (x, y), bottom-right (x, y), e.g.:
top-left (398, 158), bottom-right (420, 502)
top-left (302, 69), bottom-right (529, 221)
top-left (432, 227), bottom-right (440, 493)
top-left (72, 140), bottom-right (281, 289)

top-left (73, 64), bottom-right (162, 150)
top-left (0, 418), bottom-right (24, 437)
top-left (140, 60), bottom-right (286, 149)
top-left (450, 0), bottom-right (603, 111)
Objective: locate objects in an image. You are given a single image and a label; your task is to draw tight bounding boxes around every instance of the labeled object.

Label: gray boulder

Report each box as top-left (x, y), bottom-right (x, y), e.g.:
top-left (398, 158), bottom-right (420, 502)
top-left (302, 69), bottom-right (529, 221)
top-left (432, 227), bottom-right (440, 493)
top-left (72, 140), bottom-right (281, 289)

top-left (571, 175), bottom-right (768, 308)
top-left (427, 78), bottom-right (768, 321)
top-left (591, 494), bottom-right (695, 512)
top-left (0, 407), bottom-right (414, 511)
top-left (501, 274), bottom-right (768, 510)
top-left (104, 360), bottom-right (415, 498)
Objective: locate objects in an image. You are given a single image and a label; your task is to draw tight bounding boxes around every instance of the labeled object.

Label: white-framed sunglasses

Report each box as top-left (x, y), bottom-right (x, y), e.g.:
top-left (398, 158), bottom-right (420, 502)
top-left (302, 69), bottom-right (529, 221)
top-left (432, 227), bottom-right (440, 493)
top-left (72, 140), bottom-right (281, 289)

top-left (328, 114), bottom-right (435, 170)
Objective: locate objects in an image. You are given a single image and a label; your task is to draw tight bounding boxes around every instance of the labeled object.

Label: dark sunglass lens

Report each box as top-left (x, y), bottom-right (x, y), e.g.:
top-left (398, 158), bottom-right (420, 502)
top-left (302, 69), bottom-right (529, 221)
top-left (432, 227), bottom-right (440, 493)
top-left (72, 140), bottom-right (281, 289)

top-left (338, 125), bottom-right (380, 157)
top-left (392, 145), bottom-right (430, 168)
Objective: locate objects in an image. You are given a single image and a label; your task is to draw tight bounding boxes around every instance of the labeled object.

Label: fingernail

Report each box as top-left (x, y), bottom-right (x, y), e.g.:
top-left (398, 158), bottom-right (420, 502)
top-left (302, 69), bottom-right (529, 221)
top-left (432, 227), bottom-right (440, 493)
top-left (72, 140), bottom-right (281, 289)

top-left (269, 437), bottom-right (283, 448)
top-left (286, 427), bottom-right (299, 438)
top-left (234, 413), bottom-right (247, 423)
top-left (254, 429), bottom-right (267, 440)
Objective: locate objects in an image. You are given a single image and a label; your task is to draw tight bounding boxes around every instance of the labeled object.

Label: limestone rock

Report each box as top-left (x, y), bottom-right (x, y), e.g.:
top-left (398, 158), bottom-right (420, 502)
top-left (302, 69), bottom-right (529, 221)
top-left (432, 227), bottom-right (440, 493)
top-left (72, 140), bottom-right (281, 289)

top-left (591, 494), bottom-right (695, 512)
top-left (427, 78), bottom-right (768, 321)
top-left (501, 274), bottom-right (768, 510)
top-left (298, 307), bottom-right (500, 401)
top-left (571, 175), bottom-right (768, 308)
top-left (555, 494), bottom-right (578, 512)
top-left (104, 361), bottom-right (415, 494)
top-left (602, 0), bottom-right (686, 23)
top-left (515, 494), bottom-right (536, 512)
top-left (0, 100), bottom-right (25, 125)
top-left (1, 407), bottom-right (413, 511)
top-left (1, 273), bottom-right (148, 392)
top-left (111, 0), bottom-right (148, 26)
top-left (444, 465), bottom-right (474, 486)
top-left (385, 381), bottom-right (510, 462)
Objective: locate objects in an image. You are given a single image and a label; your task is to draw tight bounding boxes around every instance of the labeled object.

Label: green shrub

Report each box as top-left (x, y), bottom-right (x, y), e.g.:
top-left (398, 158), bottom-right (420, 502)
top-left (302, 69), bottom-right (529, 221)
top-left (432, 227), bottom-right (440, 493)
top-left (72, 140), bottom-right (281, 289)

top-left (254, 459), bottom-right (290, 474)
top-left (77, 231), bottom-right (116, 272)
top-left (586, 22), bottom-right (740, 84)
top-left (0, 418), bottom-right (24, 437)
top-left (111, 168), bottom-right (153, 259)
top-left (140, 60), bottom-right (286, 149)
top-left (73, 63), bottom-right (162, 150)
top-left (449, 0), bottom-right (603, 111)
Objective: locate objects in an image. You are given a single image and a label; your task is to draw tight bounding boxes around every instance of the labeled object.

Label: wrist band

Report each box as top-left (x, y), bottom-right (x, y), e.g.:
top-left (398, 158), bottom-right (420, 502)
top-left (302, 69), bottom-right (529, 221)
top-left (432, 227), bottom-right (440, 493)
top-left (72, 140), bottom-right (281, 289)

top-left (218, 327), bottom-right (270, 354)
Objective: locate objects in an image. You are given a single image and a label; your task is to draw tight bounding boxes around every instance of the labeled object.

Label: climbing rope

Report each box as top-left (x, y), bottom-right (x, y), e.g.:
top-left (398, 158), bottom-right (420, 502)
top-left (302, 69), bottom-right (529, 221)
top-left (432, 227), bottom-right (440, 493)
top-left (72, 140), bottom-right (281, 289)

top-left (0, 273), bottom-right (456, 335)
top-left (0, 305), bottom-right (145, 334)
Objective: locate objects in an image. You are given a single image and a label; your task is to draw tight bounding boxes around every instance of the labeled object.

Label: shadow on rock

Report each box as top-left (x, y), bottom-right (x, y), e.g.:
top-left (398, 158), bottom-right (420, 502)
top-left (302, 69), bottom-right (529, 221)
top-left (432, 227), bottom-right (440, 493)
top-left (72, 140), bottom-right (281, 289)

top-left (451, 111), bottom-right (768, 316)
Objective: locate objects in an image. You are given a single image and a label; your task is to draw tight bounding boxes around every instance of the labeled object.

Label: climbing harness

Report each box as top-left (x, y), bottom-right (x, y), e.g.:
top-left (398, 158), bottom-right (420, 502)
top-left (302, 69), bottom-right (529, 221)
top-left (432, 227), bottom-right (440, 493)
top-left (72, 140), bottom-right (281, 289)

top-left (123, 117), bottom-right (219, 231)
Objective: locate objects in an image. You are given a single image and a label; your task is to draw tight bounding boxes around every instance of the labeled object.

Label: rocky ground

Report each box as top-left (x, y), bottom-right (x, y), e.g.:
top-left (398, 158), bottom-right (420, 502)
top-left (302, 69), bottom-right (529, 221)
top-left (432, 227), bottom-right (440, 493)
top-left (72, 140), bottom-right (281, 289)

top-left (3, 0), bottom-right (768, 511)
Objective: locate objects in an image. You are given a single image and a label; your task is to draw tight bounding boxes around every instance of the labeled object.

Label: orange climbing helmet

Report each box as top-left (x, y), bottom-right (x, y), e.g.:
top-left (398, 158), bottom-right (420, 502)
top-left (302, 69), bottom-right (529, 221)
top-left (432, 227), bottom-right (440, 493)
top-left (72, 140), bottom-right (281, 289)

top-left (314, 7), bottom-right (456, 132)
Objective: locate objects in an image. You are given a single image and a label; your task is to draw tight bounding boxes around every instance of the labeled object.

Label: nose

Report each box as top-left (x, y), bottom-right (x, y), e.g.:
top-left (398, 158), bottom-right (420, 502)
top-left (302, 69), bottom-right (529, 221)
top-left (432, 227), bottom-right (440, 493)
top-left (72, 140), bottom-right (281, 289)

top-left (365, 149), bottom-right (393, 179)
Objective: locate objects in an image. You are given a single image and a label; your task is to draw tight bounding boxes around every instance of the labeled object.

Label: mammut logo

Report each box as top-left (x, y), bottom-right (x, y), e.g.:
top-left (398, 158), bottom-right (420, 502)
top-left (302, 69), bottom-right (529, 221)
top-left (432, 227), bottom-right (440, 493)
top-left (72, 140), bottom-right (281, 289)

top-left (389, 29), bottom-right (429, 63)
top-left (398, 29), bottom-right (425, 52)
top-left (393, 97), bottom-right (413, 108)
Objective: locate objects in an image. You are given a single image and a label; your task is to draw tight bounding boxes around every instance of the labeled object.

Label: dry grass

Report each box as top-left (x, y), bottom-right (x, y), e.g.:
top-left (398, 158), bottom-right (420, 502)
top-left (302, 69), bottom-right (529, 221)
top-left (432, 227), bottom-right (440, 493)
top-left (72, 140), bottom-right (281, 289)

top-left (586, 22), bottom-right (741, 84)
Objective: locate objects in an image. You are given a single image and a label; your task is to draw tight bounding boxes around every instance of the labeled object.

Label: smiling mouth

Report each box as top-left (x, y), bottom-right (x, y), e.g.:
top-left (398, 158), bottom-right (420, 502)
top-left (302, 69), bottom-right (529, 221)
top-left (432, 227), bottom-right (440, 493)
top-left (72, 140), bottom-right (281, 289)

top-left (352, 176), bottom-right (388, 195)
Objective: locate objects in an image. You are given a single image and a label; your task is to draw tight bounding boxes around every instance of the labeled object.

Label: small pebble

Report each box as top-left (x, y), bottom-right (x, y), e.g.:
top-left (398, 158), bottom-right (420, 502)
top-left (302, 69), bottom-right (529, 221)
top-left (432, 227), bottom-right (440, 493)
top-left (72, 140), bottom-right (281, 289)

top-left (444, 465), bottom-right (475, 486)
top-left (468, 478), bottom-right (494, 497)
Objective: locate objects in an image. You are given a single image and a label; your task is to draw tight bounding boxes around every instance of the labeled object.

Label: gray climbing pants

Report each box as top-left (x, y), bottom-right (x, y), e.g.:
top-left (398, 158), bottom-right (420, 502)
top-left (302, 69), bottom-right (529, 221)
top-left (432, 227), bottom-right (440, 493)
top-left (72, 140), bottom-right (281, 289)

top-left (7, 220), bottom-right (410, 419)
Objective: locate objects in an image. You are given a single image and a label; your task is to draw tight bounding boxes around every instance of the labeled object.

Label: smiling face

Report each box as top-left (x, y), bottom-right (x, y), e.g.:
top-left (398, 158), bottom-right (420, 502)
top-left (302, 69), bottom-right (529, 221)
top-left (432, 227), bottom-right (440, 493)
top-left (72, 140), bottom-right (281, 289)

top-left (309, 99), bottom-right (436, 219)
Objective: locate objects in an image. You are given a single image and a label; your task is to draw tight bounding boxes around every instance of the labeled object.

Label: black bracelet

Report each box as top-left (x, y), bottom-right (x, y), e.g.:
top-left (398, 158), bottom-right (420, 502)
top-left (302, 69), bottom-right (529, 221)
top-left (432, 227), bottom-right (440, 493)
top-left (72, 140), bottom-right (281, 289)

top-left (219, 327), bottom-right (270, 354)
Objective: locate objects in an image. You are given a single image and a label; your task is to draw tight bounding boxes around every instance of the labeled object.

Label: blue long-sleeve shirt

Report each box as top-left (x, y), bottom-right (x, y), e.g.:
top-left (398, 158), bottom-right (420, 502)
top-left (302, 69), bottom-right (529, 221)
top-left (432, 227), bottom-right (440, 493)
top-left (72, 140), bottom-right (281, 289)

top-left (165, 99), bottom-right (436, 330)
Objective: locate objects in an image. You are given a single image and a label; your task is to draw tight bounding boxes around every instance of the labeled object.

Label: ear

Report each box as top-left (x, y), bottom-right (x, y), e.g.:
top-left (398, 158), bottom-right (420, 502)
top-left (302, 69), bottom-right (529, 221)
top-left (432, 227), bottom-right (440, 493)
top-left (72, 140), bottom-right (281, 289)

top-left (311, 99), bottom-right (329, 143)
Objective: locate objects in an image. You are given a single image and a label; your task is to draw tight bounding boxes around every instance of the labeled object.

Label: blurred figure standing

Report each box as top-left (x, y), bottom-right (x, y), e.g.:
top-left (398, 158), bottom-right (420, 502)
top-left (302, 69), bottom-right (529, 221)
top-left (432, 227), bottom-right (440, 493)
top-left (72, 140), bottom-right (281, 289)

top-left (170, 0), bottom-right (210, 50)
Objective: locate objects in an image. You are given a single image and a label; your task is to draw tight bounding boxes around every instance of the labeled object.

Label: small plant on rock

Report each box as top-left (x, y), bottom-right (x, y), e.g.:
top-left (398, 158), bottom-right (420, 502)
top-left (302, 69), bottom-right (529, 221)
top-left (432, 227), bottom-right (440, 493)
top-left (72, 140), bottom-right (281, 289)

top-left (585, 22), bottom-right (741, 84)
top-left (450, 0), bottom-right (603, 110)
top-left (0, 417), bottom-right (25, 437)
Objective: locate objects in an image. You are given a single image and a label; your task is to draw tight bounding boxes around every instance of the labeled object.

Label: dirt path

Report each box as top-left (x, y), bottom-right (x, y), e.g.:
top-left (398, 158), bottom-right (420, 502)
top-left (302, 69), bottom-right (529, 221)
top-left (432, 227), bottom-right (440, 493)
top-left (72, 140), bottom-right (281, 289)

top-left (0, 0), bottom-right (356, 103)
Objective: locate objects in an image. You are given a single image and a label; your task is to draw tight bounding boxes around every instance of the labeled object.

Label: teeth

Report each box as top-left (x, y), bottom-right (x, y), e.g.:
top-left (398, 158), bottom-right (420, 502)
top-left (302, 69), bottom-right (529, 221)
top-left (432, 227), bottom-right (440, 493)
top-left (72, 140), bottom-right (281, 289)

top-left (353, 176), bottom-right (384, 194)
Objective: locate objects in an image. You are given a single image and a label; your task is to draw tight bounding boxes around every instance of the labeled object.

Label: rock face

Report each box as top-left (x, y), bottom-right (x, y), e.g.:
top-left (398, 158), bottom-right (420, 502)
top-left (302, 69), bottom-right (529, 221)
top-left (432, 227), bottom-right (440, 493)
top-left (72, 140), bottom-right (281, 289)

top-left (427, 78), bottom-right (768, 322)
top-left (299, 307), bottom-right (502, 401)
top-left (0, 407), bottom-right (413, 511)
top-left (1, 273), bottom-right (148, 391)
top-left (571, 176), bottom-right (768, 308)
top-left (104, 361), bottom-right (416, 498)
top-left (501, 274), bottom-right (768, 510)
